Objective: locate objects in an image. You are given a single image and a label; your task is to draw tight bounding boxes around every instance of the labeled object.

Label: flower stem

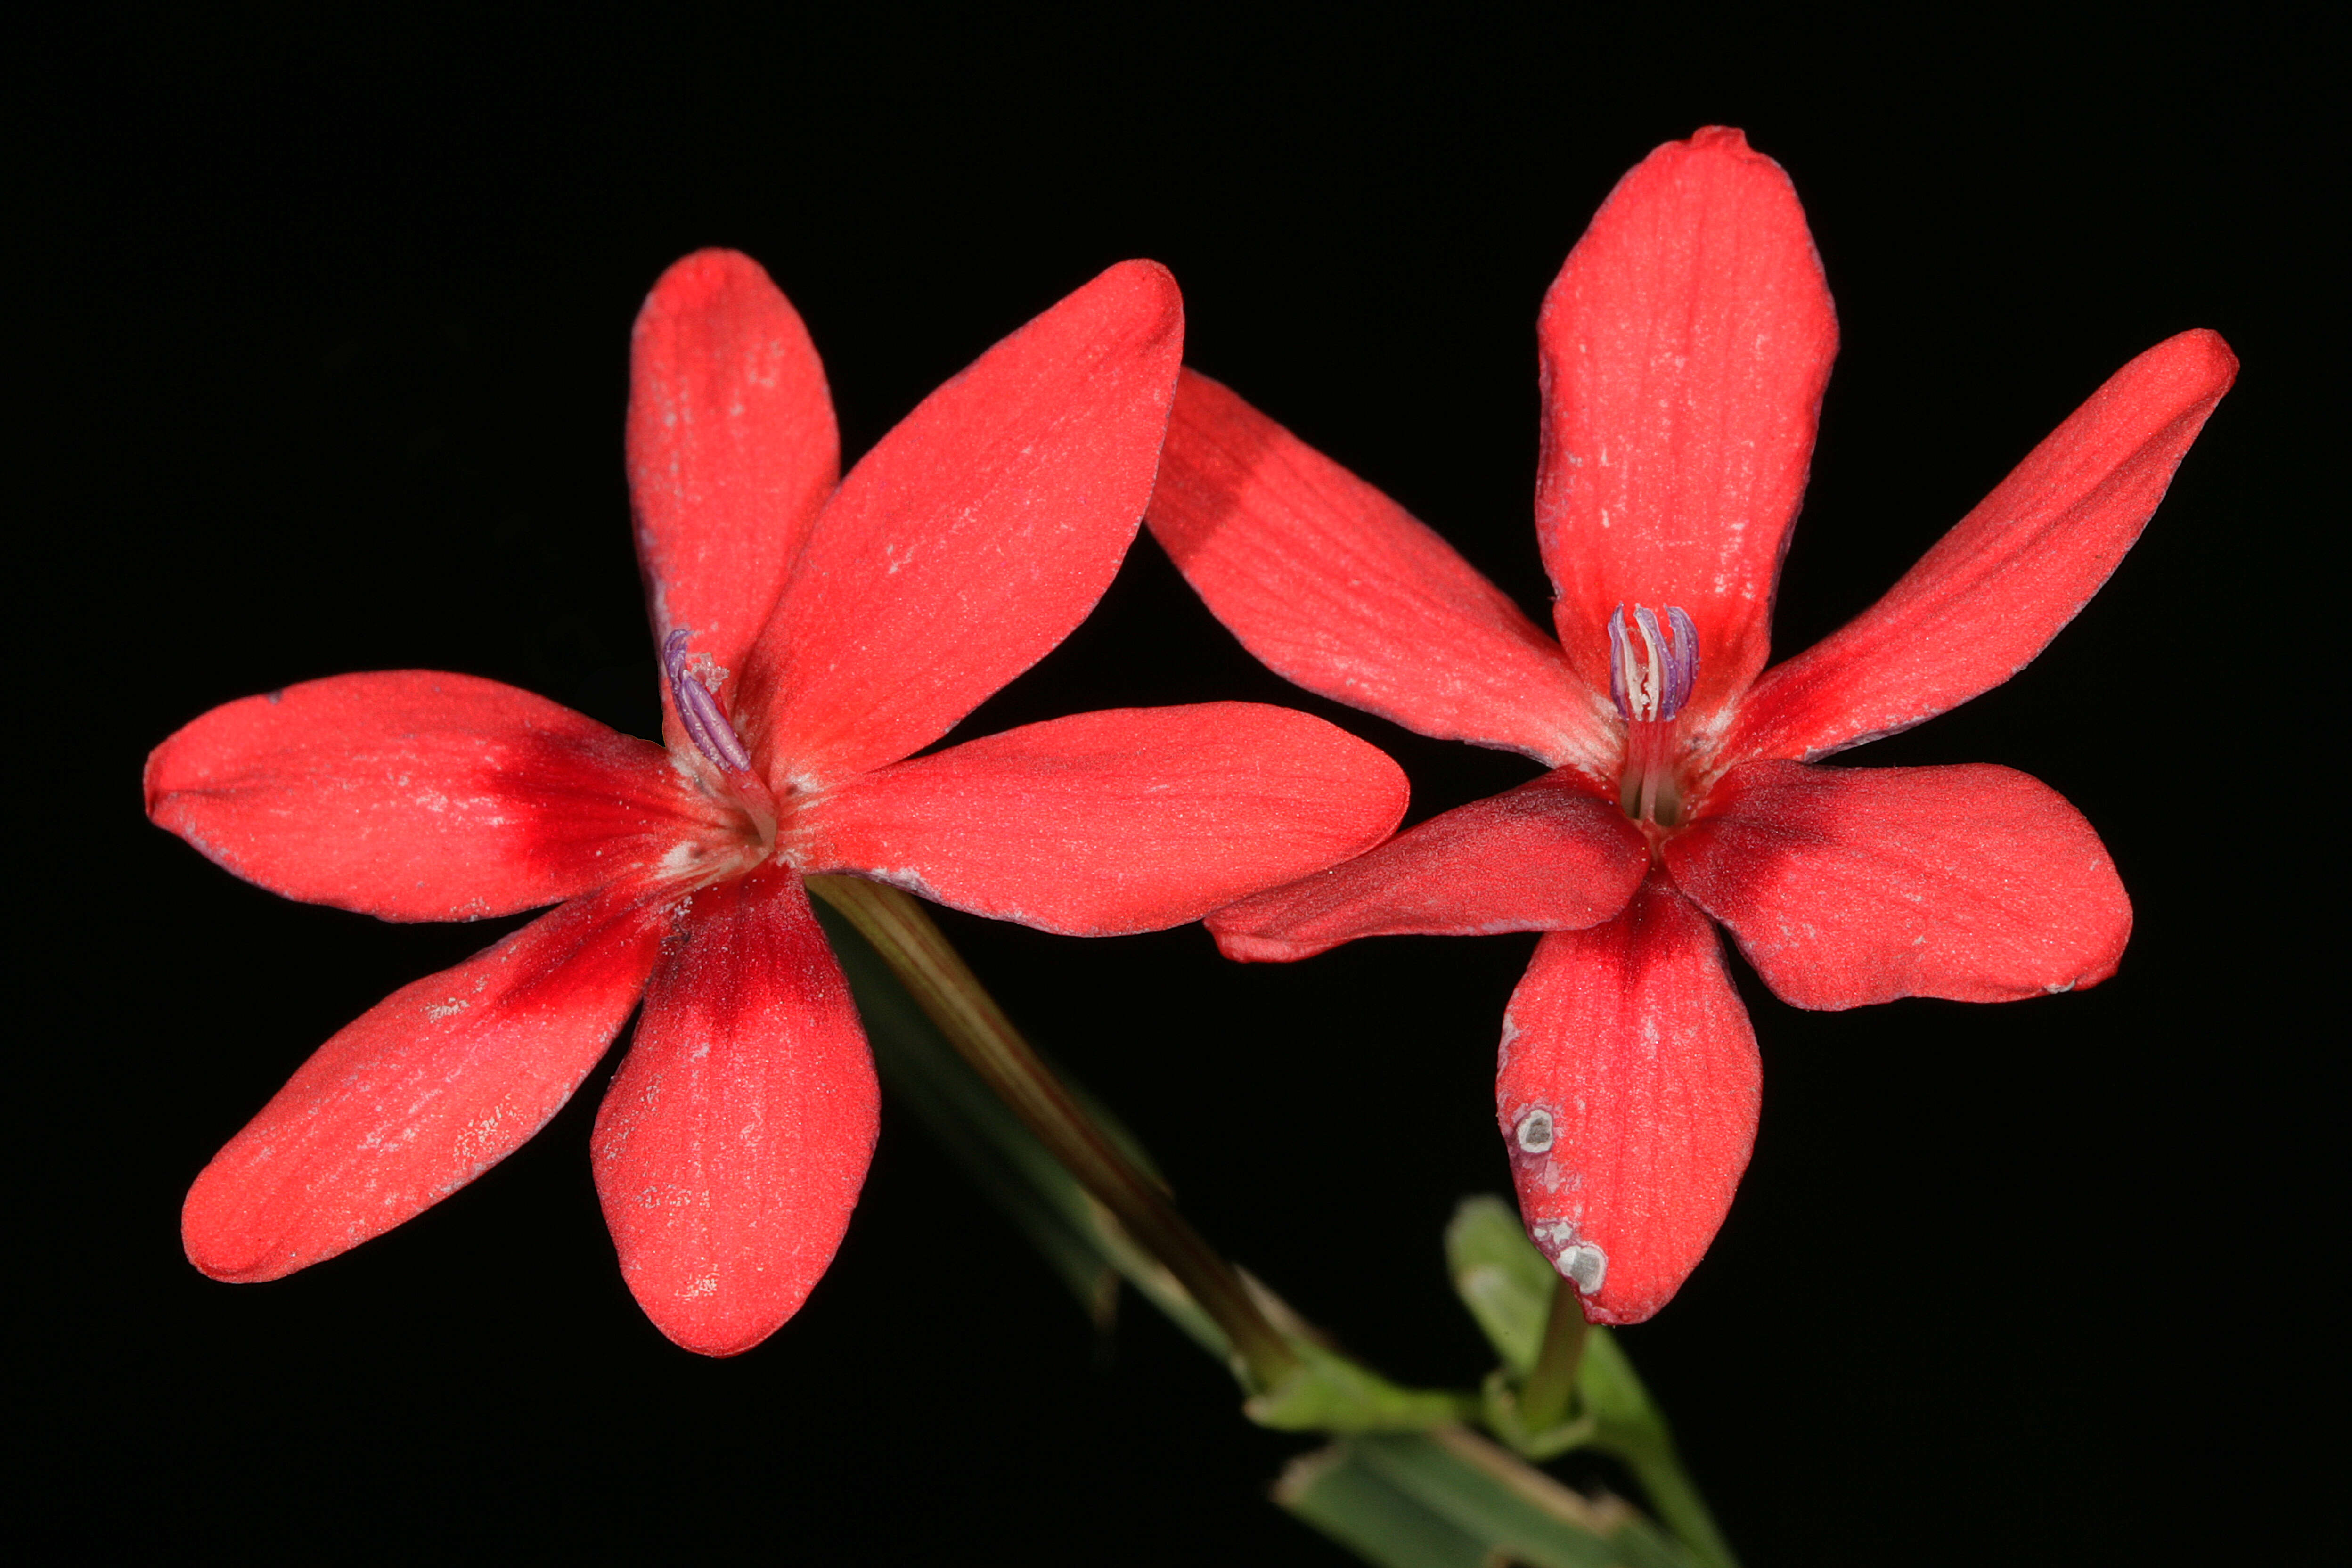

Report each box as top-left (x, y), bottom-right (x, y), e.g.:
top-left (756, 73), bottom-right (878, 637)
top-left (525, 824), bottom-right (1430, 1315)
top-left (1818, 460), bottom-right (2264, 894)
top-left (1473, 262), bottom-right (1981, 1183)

top-left (804, 874), bottom-right (1303, 1390)
top-left (1514, 1268), bottom-right (1590, 1432)
top-left (1606, 1430), bottom-right (1740, 1568)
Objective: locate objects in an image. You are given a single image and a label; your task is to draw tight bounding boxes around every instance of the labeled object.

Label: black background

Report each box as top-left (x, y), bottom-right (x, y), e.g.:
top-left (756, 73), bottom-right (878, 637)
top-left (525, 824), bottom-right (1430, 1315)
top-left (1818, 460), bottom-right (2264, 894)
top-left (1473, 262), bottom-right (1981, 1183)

top-left (20, 8), bottom-right (2330, 1563)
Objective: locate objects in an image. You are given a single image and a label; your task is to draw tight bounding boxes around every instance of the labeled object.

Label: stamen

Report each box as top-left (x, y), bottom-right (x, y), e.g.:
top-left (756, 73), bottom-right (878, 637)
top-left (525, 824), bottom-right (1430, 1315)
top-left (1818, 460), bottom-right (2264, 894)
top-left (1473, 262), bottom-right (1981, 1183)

top-left (662, 629), bottom-right (752, 773)
top-left (1662, 605), bottom-right (1698, 715)
top-left (1608, 603), bottom-right (1700, 828)
top-left (1606, 603), bottom-right (1699, 722)
top-left (1607, 604), bottom-right (1629, 718)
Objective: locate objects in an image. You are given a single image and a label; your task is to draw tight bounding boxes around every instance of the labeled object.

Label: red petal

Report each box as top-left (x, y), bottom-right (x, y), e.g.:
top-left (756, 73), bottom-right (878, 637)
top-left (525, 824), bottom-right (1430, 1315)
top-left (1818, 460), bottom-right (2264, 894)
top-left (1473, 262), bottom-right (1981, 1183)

top-left (1723, 330), bottom-right (2238, 764)
top-left (1534, 128), bottom-right (1838, 718)
top-left (1207, 773), bottom-right (1646, 962)
top-left (1146, 370), bottom-right (1612, 776)
top-left (147, 672), bottom-right (717, 922)
top-left (1497, 878), bottom-right (1759, 1325)
top-left (593, 863), bottom-right (877, 1357)
top-left (740, 261), bottom-right (1184, 787)
top-left (629, 250), bottom-right (838, 680)
top-left (182, 881), bottom-right (669, 1282)
top-left (789, 703), bottom-right (1407, 936)
top-left (1665, 760), bottom-right (2130, 1008)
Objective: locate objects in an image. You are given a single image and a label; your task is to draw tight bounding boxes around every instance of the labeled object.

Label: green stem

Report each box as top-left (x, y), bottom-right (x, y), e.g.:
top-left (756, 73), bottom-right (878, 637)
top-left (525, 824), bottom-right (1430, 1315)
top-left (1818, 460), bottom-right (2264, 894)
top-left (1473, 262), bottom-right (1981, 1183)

top-left (805, 874), bottom-right (1302, 1389)
top-left (1609, 1435), bottom-right (1738, 1568)
top-left (1515, 1268), bottom-right (1589, 1432)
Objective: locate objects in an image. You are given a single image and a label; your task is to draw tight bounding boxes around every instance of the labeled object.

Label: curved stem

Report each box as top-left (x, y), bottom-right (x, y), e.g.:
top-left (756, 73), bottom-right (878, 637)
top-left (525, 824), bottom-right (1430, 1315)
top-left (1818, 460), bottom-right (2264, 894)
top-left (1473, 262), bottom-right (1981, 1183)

top-left (805, 874), bottom-right (1301, 1389)
top-left (1613, 1437), bottom-right (1739, 1568)
top-left (1515, 1269), bottom-right (1590, 1432)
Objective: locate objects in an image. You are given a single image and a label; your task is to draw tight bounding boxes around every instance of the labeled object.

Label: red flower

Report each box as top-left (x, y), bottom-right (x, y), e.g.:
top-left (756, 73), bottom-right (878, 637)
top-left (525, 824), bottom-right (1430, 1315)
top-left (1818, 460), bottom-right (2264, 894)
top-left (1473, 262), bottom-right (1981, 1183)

top-left (148, 253), bottom-right (1407, 1356)
top-left (1144, 129), bottom-right (2236, 1324)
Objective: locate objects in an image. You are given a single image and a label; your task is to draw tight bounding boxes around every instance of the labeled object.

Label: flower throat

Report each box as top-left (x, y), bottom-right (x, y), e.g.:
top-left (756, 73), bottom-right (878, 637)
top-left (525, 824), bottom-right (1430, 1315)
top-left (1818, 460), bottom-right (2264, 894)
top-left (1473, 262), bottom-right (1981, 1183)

top-left (1608, 603), bottom-right (1697, 829)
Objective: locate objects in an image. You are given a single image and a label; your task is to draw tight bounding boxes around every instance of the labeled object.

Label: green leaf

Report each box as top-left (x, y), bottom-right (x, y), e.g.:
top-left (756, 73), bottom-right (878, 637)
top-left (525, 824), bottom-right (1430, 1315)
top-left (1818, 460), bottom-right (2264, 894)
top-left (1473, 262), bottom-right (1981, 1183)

top-left (819, 903), bottom-right (1737, 1568)
top-left (1578, 1326), bottom-right (1667, 1437)
top-left (1279, 1431), bottom-right (1699, 1568)
top-left (1446, 1194), bottom-right (1559, 1379)
top-left (1443, 1196), bottom-right (1740, 1568)
top-left (1480, 1369), bottom-right (1598, 1460)
top-left (1245, 1339), bottom-right (1474, 1433)
top-left (1274, 1445), bottom-right (1497, 1568)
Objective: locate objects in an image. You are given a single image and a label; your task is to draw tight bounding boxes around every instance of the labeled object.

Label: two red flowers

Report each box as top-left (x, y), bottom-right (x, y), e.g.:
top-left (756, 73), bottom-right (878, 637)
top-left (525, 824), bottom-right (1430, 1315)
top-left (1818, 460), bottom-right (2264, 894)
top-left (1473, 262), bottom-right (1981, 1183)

top-left (147, 128), bottom-right (2234, 1351)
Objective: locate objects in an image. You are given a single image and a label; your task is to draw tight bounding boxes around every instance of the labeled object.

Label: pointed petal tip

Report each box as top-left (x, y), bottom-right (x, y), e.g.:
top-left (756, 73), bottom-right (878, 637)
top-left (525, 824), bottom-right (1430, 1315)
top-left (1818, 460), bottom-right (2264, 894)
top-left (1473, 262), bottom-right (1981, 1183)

top-left (1079, 258), bottom-right (1186, 363)
top-left (182, 1173), bottom-right (305, 1284)
top-left (640, 1298), bottom-right (801, 1359)
top-left (2159, 325), bottom-right (2240, 392)
top-left (639, 248), bottom-right (779, 319)
top-left (141, 735), bottom-right (176, 821)
top-left (1095, 255), bottom-right (1182, 308)
top-left (2101, 326), bottom-right (2238, 420)
top-left (1058, 258), bottom-right (1184, 353)
top-left (1644, 125), bottom-right (1782, 174)
top-left (1683, 124), bottom-right (1756, 158)
top-left (1099, 254), bottom-right (1179, 296)
top-left (1206, 919), bottom-right (1333, 964)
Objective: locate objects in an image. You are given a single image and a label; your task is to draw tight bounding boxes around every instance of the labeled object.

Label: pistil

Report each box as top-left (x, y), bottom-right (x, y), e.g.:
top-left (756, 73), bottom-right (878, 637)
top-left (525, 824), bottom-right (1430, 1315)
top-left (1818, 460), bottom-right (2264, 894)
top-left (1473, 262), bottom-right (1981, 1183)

top-left (1607, 604), bottom-right (1697, 828)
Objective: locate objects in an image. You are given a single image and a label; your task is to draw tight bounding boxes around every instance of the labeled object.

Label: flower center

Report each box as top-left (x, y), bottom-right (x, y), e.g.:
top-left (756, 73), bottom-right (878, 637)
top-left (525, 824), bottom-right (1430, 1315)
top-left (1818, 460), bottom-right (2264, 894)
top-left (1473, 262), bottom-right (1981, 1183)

top-left (662, 629), bottom-right (777, 878)
top-left (1608, 603), bottom-right (1697, 828)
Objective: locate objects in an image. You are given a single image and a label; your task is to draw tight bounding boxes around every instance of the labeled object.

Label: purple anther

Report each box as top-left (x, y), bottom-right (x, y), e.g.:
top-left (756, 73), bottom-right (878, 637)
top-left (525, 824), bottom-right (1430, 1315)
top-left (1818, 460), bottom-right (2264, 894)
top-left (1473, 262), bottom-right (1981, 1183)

top-left (662, 628), bottom-right (752, 773)
top-left (1607, 602), bottom-right (1701, 722)
top-left (1661, 605), bottom-right (1699, 719)
top-left (1631, 604), bottom-right (1669, 708)
top-left (1606, 604), bottom-right (1630, 718)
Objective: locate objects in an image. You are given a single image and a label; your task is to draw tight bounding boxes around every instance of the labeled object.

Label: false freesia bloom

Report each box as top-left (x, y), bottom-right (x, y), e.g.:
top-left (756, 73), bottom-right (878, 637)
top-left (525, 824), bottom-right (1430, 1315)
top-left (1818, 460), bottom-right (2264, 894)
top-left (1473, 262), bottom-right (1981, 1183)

top-left (1145, 129), bottom-right (2235, 1323)
top-left (149, 253), bottom-right (1407, 1356)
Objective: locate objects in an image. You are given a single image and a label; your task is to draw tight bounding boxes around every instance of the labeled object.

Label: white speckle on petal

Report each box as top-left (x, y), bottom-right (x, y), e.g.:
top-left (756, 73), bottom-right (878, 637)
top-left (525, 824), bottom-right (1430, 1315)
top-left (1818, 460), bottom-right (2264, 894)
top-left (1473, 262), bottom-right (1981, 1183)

top-left (1514, 1108), bottom-right (1555, 1154)
top-left (1555, 1242), bottom-right (1608, 1294)
top-left (1527, 1217), bottom-right (1608, 1295)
